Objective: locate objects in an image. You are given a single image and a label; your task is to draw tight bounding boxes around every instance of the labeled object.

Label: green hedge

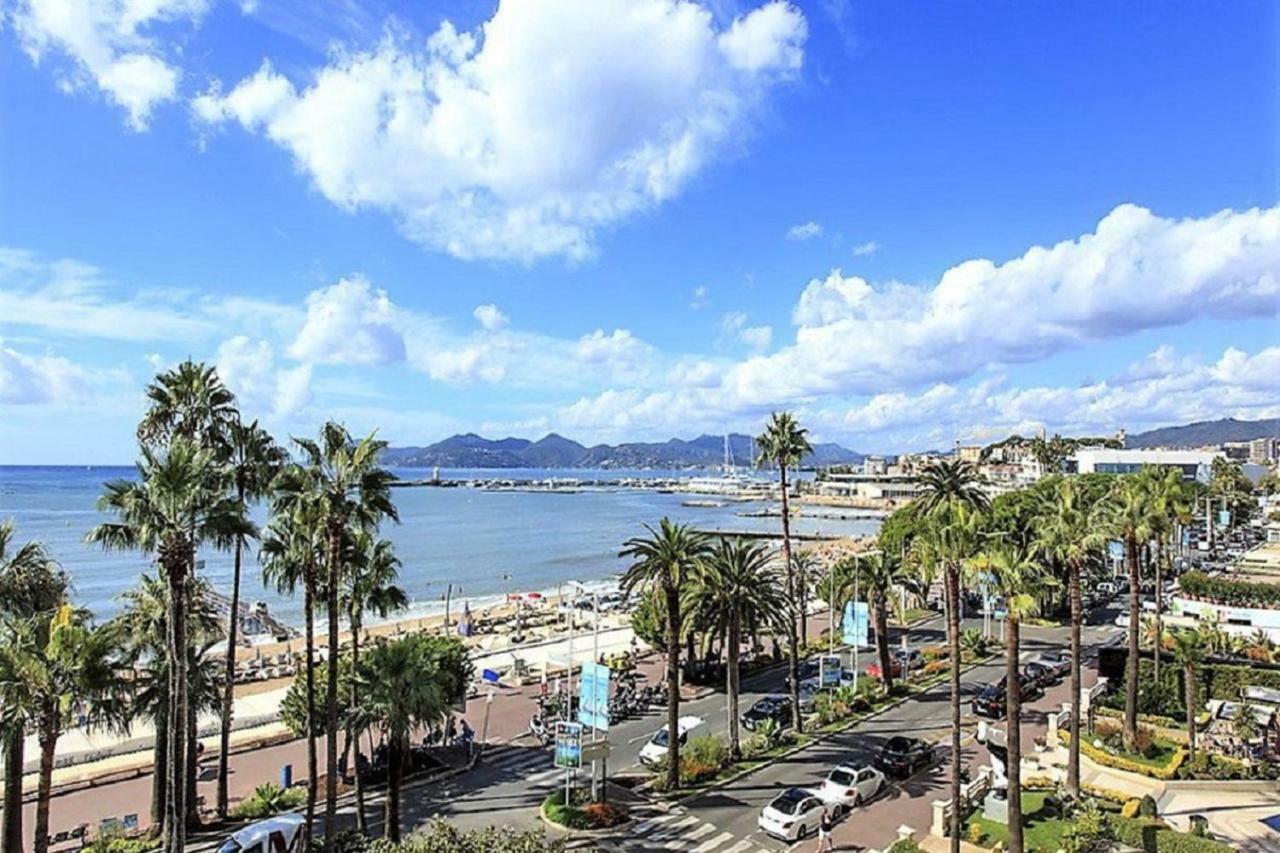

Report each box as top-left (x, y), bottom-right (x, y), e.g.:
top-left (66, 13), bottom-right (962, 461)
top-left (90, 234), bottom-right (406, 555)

top-left (1178, 571), bottom-right (1280, 609)
top-left (1110, 816), bottom-right (1233, 853)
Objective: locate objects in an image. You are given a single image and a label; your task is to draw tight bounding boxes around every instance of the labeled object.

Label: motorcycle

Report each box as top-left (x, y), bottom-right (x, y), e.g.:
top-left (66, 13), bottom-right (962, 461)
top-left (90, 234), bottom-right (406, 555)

top-left (529, 714), bottom-right (553, 746)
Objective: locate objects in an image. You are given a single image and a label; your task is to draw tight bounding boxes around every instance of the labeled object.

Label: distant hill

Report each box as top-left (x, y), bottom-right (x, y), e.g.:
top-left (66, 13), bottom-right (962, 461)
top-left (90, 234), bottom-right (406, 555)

top-left (382, 432), bottom-right (863, 470)
top-left (1127, 418), bottom-right (1280, 449)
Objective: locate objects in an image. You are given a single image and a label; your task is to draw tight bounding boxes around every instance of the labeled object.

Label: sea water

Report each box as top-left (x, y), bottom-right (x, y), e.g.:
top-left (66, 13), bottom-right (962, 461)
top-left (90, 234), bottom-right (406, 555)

top-left (0, 466), bottom-right (880, 626)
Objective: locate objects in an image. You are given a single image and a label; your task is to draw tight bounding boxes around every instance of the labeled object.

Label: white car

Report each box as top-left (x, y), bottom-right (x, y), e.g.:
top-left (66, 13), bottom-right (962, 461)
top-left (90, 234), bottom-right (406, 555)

top-left (757, 787), bottom-right (829, 841)
top-left (638, 715), bottom-right (703, 766)
top-left (817, 764), bottom-right (885, 815)
top-left (217, 814), bottom-right (306, 853)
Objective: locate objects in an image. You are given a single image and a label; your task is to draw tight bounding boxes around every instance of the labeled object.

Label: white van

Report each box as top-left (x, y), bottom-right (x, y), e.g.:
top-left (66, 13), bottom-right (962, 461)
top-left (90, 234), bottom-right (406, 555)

top-left (217, 814), bottom-right (306, 853)
top-left (638, 715), bottom-right (704, 766)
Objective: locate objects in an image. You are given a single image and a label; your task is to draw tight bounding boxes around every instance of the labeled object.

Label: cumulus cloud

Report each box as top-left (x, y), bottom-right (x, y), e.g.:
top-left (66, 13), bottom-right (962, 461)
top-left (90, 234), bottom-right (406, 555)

top-left (11, 0), bottom-right (209, 129)
top-left (786, 221), bottom-right (823, 241)
top-left (194, 0), bottom-right (807, 261)
top-left (0, 344), bottom-right (97, 405)
top-left (289, 276), bottom-right (405, 366)
top-left (850, 240), bottom-right (878, 257)
top-left (718, 311), bottom-right (772, 352)
top-left (473, 304), bottom-right (509, 331)
top-left (216, 336), bottom-right (312, 419)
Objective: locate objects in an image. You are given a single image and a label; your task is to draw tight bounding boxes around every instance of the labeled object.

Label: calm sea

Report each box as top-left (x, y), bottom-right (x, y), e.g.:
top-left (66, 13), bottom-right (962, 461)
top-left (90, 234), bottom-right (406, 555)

top-left (0, 466), bottom-right (880, 626)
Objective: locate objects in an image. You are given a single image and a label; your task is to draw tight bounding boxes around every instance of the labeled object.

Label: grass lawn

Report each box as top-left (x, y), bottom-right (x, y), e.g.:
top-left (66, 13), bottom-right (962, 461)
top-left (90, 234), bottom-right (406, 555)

top-left (965, 791), bottom-right (1071, 852)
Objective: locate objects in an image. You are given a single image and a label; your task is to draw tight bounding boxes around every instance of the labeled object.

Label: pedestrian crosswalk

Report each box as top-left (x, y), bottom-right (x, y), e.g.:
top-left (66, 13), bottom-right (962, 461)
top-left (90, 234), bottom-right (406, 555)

top-left (593, 805), bottom-right (777, 853)
top-left (478, 743), bottom-right (557, 780)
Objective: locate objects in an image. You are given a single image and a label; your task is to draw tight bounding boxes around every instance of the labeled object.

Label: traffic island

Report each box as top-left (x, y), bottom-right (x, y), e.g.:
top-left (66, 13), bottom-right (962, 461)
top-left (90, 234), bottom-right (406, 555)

top-left (540, 789), bottom-right (631, 832)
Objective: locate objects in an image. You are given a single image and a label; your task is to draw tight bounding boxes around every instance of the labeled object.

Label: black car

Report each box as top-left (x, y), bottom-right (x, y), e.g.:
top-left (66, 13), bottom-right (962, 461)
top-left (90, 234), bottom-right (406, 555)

top-left (873, 735), bottom-right (936, 777)
top-left (972, 674), bottom-right (1043, 717)
top-left (741, 696), bottom-right (792, 731)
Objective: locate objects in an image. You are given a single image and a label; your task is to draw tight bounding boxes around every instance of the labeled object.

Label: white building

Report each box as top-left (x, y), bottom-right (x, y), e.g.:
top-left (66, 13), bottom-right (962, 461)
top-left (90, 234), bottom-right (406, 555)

top-left (1072, 448), bottom-right (1223, 483)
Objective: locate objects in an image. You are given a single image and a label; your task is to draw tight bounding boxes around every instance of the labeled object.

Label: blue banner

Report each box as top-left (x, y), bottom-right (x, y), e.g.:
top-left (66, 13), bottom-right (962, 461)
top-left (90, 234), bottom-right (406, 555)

top-left (841, 601), bottom-right (856, 645)
top-left (1108, 540), bottom-right (1124, 561)
top-left (1218, 510), bottom-right (1231, 527)
top-left (853, 602), bottom-right (870, 647)
top-left (578, 662), bottom-right (611, 732)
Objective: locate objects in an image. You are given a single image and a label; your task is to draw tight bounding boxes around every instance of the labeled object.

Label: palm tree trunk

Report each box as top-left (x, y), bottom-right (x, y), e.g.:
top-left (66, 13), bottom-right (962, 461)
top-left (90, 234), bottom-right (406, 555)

top-left (324, 527), bottom-right (342, 851)
top-left (779, 465), bottom-right (802, 734)
top-left (1124, 531), bottom-right (1140, 750)
top-left (32, 704), bottom-right (57, 853)
top-left (303, 578), bottom-right (317, 850)
top-left (151, 707), bottom-right (168, 830)
top-left (3, 727), bottom-right (25, 853)
top-left (798, 559), bottom-right (808, 649)
top-left (1186, 664), bottom-right (1197, 762)
top-left (166, 560), bottom-right (189, 853)
top-left (1067, 557), bottom-right (1082, 797)
top-left (875, 591), bottom-right (893, 692)
top-left (664, 582), bottom-right (682, 791)
top-left (727, 615), bottom-right (742, 762)
top-left (1153, 538), bottom-right (1163, 686)
top-left (349, 605), bottom-right (368, 834)
top-left (1005, 615), bottom-right (1024, 853)
top-left (217, 524), bottom-right (245, 819)
top-left (946, 563), bottom-right (962, 853)
top-left (385, 739), bottom-right (402, 842)
top-left (186, 699), bottom-right (200, 829)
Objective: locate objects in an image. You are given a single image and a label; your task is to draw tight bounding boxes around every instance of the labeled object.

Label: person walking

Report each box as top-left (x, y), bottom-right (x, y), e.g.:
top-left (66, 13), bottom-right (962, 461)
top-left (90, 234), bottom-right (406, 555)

top-left (817, 807), bottom-right (834, 852)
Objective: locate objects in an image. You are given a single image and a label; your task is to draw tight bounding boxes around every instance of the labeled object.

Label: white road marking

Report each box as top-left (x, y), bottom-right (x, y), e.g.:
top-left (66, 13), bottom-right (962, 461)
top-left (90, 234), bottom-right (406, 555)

top-left (649, 815), bottom-right (699, 840)
top-left (690, 832), bottom-right (734, 852)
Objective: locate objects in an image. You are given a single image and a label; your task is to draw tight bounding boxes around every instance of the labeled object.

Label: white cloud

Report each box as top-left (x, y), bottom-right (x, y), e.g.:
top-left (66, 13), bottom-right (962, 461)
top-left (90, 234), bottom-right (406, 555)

top-left (0, 344), bottom-right (96, 405)
top-left (473, 304), bottom-right (509, 331)
top-left (194, 0), bottom-right (807, 261)
top-left (11, 0), bottom-right (209, 130)
top-left (739, 324), bottom-right (772, 351)
top-left (850, 240), bottom-right (878, 257)
top-left (216, 335), bottom-right (312, 419)
top-left (289, 276), bottom-right (406, 366)
top-left (718, 311), bottom-right (772, 352)
top-left (786, 221), bottom-right (823, 241)
top-left (691, 285), bottom-right (710, 309)
top-left (575, 329), bottom-right (651, 364)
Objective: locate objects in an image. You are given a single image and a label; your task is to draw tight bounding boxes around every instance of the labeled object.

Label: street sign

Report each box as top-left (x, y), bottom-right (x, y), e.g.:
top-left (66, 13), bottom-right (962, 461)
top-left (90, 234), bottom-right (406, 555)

top-left (819, 654), bottom-right (842, 687)
top-left (578, 662), bottom-right (611, 732)
top-left (554, 722), bottom-right (583, 769)
top-left (581, 738), bottom-right (611, 763)
top-left (482, 668), bottom-right (500, 684)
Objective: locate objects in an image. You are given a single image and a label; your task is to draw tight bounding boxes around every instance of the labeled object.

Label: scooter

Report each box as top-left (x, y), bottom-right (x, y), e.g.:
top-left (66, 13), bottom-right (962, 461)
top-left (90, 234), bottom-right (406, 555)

top-left (529, 714), bottom-right (553, 746)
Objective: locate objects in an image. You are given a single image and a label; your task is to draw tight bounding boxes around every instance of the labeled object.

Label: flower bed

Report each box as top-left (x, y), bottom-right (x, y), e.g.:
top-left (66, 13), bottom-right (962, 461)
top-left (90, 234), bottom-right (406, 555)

top-left (1178, 571), bottom-right (1280, 609)
top-left (541, 790), bottom-right (629, 830)
top-left (1063, 730), bottom-right (1186, 780)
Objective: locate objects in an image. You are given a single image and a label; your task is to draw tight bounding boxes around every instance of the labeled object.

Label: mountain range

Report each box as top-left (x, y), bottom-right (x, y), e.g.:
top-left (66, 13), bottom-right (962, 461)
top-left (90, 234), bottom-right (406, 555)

top-left (382, 433), bottom-right (864, 470)
top-left (1126, 417), bottom-right (1280, 449)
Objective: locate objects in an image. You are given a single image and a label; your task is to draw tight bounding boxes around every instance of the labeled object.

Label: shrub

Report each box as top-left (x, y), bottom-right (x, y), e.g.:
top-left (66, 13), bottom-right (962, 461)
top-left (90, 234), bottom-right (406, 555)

top-left (582, 802), bottom-right (628, 828)
top-left (921, 645), bottom-right (948, 662)
top-left (1121, 799), bottom-right (1142, 819)
top-left (1133, 727), bottom-right (1156, 758)
top-left (1063, 799), bottom-right (1117, 853)
top-left (922, 660), bottom-right (949, 676)
top-left (1109, 816), bottom-right (1234, 853)
top-left (1093, 717), bottom-right (1123, 741)
top-left (365, 817), bottom-right (566, 852)
top-left (1139, 794), bottom-right (1158, 818)
top-left (82, 840), bottom-right (153, 853)
top-left (232, 782), bottom-right (307, 820)
top-left (1082, 783), bottom-right (1131, 805)
top-left (966, 822), bottom-right (986, 845)
top-left (740, 733), bottom-right (772, 760)
top-left (886, 840), bottom-right (923, 853)
top-left (684, 735), bottom-right (728, 770)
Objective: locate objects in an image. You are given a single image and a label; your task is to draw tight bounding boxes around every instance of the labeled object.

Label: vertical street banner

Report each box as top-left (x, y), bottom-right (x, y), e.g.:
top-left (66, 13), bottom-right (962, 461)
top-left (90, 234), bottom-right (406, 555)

top-left (578, 661), bottom-right (611, 732)
top-left (555, 721), bottom-right (583, 768)
top-left (1218, 510), bottom-right (1231, 528)
top-left (841, 601), bottom-right (856, 645)
top-left (853, 601), bottom-right (870, 647)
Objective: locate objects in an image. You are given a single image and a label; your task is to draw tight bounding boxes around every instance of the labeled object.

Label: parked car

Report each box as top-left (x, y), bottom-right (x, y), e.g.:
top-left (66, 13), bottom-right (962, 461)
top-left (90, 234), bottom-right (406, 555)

top-left (873, 735), bottom-right (936, 777)
top-left (218, 814), bottom-right (306, 853)
top-left (1028, 650), bottom-right (1069, 680)
top-left (893, 648), bottom-right (925, 671)
top-left (1023, 661), bottom-right (1057, 690)
top-left (864, 657), bottom-right (903, 680)
top-left (741, 695), bottom-right (792, 731)
top-left (816, 764), bottom-right (885, 816)
top-left (638, 715), bottom-right (703, 766)
top-left (757, 787), bottom-right (829, 841)
top-left (972, 674), bottom-right (1043, 717)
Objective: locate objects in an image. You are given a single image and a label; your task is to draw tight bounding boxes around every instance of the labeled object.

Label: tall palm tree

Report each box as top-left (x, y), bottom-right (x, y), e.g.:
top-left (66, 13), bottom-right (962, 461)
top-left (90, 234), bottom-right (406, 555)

top-left (755, 413), bottom-right (812, 732)
top-left (1094, 476), bottom-right (1153, 751)
top-left (620, 519), bottom-right (712, 790)
top-left (291, 422), bottom-right (399, 849)
top-left (0, 521), bottom-right (67, 853)
top-left (216, 419), bottom-right (284, 818)
top-left (1143, 466), bottom-right (1187, 688)
top-left (1169, 629), bottom-right (1207, 761)
top-left (915, 458), bottom-right (989, 853)
top-left (87, 439), bottom-right (250, 853)
top-left (340, 532), bottom-right (407, 832)
top-left (23, 608), bottom-right (129, 853)
top-left (857, 551), bottom-right (908, 692)
top-left (260, 473), bottom-right (326, 847)
top-left (690, 538), bottom-right (786, 760)
top-left (351, 634), bottom-right (471, 842)
top-left (970, 543), bottom-right (1055, 853)
top-left (1032, 477), bottom-right (1093, 796)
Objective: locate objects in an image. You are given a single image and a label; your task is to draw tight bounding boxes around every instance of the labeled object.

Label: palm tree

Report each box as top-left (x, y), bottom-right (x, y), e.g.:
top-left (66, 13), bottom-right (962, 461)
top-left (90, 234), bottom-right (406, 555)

top-left (351, 634), bottom-right (471, 842)
top-left (1169, 629), bottom-right (1207, 761)
top-left (1033, 477), bottom-right (1093, 796)
top-left (0, 521), bottom-right (67, 853)
top-left (970, 543), bottom-right (1055, 853)
top-left (858, 552), bottom-right (908, 692)
top-left (915, 458), bottom-right (989, 853)
top-left (24, 608), bottom-right (129, 853)
top-left (87, 439), bottom-right (251, 852)
top-left (756, 413), bottom-right (812, 732)
top-left (691, 538), bottom-right (786, 759)
top-left (113, 575), bottom-right (220, 831)
top-left (260, 473), bottom-right (326, 847)
top-left (620, 519), bottom-right (712, 790)
top-left (291, 422), bottom-right (399, 849)
top-left (0, 549), bottom-right (61, 852)
top-left (1143, 466), bottom-right (1187, 688)
top-left (791, 551), bottom-right (820, 649)
top-left (1094, 476), bottom-right (1153, 751)
top-left (340, 532), bottom-right (407, 832)
top-left (216, 419), bottom-right (284, 818)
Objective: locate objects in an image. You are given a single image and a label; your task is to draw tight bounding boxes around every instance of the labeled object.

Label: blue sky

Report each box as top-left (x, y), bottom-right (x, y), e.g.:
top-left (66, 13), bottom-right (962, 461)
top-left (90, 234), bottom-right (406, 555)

top-left (1, 0), bottom-right (1277, 464)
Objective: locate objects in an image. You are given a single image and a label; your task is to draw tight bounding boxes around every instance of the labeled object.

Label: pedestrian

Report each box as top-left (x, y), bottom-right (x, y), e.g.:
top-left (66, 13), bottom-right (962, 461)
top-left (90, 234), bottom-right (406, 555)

top-left (446, 716), bottom-right (457, 745)
top-left (817, 807), bottom-right (834, 852)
